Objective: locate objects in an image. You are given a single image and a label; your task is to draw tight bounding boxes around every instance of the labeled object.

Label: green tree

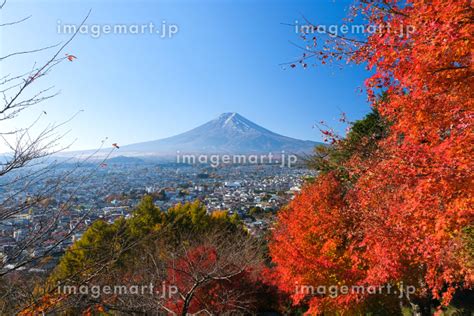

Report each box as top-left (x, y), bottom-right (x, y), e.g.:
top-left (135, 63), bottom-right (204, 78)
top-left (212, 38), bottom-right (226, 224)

top-left (307, 109), bottom-right (388, 181)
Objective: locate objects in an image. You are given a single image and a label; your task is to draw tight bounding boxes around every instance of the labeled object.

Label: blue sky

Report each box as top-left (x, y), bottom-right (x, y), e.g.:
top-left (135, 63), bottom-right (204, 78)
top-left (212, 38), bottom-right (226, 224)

top-left (0, 0), bottom-right (370, 151)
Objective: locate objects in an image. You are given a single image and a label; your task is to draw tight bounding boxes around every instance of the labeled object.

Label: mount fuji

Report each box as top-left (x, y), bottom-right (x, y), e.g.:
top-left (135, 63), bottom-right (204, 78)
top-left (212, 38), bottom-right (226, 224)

top-left (117, 113), bottom-right (321, 156)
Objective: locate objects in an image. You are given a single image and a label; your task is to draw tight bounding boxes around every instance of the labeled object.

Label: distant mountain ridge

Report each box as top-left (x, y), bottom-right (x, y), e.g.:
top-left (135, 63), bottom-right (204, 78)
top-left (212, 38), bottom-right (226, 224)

top-left (106, 156), bottom-right (145, 164)
top-left (119, 112), bottom-right (321, 155)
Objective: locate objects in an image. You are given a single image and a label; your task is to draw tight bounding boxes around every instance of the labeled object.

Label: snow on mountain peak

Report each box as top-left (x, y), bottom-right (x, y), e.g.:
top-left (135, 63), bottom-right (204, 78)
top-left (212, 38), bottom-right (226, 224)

top-left (214, 113), bottom-right (251, 131)
top-left (119, 112), bottom-right (321, 154)
top-left (223, 113), bottom-right (237, 125)
top-left (218, 112), bottom-right (239, 122)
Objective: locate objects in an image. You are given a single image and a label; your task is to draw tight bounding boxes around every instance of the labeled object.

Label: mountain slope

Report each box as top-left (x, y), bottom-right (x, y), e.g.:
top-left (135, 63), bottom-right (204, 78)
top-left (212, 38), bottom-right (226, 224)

top-left (120, 113), bottom-right (320, 155)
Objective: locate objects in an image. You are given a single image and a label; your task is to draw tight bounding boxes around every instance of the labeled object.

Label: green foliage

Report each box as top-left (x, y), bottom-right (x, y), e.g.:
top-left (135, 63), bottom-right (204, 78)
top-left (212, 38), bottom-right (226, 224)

top-left (51, 196), bottom-right (242, 283)
top-left (460, 225), bottom-right (474, 271)
top-left (128, 195), bottom-right (165, 236)
top-left (167, 200), bottom-right (209, 231)
top-left (307, 109), bottom-right (388, 180)
top-left (51, 218), bottom-right (127, 283)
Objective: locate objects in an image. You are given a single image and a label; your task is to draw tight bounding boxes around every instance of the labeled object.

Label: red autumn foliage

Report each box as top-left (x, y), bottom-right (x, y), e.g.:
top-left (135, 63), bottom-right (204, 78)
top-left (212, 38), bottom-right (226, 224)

top-left (65, 53), bottom-right (77, 62)
top-left (163, 244), bottom-right (261, 315)
top-left (270, 173), bottom-right (367, 313)
top-left (270, 0), bottom-right (473, 314)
